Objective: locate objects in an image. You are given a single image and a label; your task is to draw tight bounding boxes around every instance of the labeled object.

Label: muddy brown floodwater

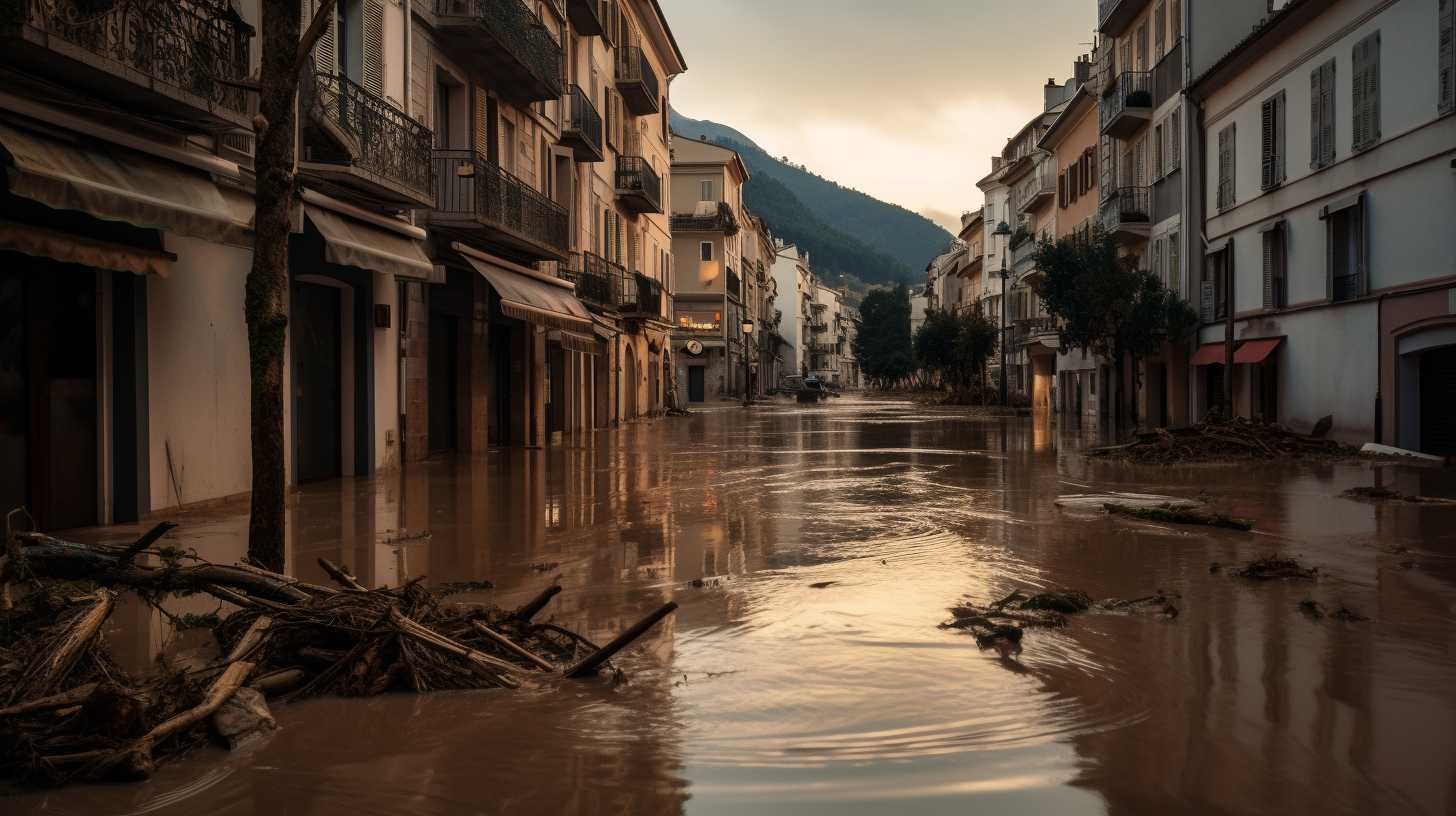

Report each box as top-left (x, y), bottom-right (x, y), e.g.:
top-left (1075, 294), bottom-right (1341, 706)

top-left (8, 397), bottom-right (1456, 815)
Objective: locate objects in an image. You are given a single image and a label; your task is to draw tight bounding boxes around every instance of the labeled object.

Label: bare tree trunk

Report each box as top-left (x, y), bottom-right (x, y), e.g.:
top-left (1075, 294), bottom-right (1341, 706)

top-left (247, 0), bottom-right (336, 571)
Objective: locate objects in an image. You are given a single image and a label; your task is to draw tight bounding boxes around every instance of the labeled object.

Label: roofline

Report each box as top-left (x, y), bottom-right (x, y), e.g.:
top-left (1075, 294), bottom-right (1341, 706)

top-left (1037, 84), bottom-right (1095, 150)
top-left (645, 0), bottom-right (688, 75)
top-left (670, 132), bottom-right (750, 182)
top-left (1188, 0), bottom-right (1335, 100)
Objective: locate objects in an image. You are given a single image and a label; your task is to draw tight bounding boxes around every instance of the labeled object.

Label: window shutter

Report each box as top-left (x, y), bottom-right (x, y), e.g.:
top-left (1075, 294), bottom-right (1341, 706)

top-left (1155, 2), bottom-right (1166, 59)
top-left (1441, 0), bottom-right (1455, 113)
top-left (304, 0), bottom-right (337, 75)
top-left (1201, 279), bottom-right (1216, 322)
top-left (1100, 136), bottom-right (1114, 199)
top-left (1276, 92), bottom-right (1286, 183)
top-left (1169, 233), bottom-right (1180, 292)
top-left (1170, 109), bottom-right (1181, 169)
top-left (1217, 124), bottom-right (1234, 210)
top-left (473, 90), bottom-right (488, 156)
top-left (1353, 34), bottom-right (1379, 149)
top-left (362, 0), bottom-right (385, 98)
top-left (1262, 230), bottom-right (1276, 309)
top-left (1261, 98), bottom-right (1275, 189)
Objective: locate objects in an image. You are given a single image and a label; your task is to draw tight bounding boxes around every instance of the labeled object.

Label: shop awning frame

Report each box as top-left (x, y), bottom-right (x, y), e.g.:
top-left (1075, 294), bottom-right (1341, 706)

top-left (454, 242), bottom-right (593, 334)
top-left (1191, 343), bottom-right (1230, 366)
top-left (1233, 337), bottom-right (1284, 365)
top-left (304, 205), bottom-right (434, 280)
top-left (0, 217), bottom-right (175, 276)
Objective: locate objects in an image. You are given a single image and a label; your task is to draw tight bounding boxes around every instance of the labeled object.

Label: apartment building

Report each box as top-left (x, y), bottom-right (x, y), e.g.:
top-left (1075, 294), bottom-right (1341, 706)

top-left (809, 284), bottom-right (842, 384)
top-left (742, 212), bottom-right (782, 398)
top-left (0, 0), bottom-right (686, 530)
top-left (668, 136), bottom-right (748, 403)
top-left (1188, 0), bottom-right (1456, 452)
top-left (839, 302), bottom-right (862, 388)
top-left (1039, 73), bottom-right (1107, 425)
top-left (770, 242), bottom-right (813, 382)
top-left (956, 210), bottom-right (986, 312)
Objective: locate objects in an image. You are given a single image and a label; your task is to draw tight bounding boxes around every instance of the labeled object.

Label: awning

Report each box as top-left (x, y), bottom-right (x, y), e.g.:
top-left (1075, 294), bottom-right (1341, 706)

top-left (549, 330), bottom-right (600, 355)
top-left (1191, 343), bottom-right (1230, 366)
top-left (0, 121), bottom-right (242, 243)
top-left (461, 254), bottom-right (593, 334)
top-left (0, 217), bottom-right (175, 276)
top-left (305, 206), bottom-right (433, 280)
top-left (1234, 337), bottom-right (1284, 365)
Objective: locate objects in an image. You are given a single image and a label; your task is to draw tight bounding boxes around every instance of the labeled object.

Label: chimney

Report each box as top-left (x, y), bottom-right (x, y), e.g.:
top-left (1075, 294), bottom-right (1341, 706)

top-left (1044, 78), bottom-right (1060, 111)
top-left (1074, 56), bottom-right (1093, 88)
top-left (991, 156), bottom-right (1004, 171)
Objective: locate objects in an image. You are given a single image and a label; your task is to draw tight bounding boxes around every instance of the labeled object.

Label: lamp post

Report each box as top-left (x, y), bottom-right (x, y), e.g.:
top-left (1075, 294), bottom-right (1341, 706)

top-left (741, 318), bottom-right (755, 408)
top-left (992, 220), bottom-right (1013, 406)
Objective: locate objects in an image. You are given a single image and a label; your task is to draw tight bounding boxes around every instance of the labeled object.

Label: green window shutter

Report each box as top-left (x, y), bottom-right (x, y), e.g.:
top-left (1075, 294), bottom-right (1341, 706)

top-left (1262, 230), bottom-right (1275, 310)
top-left (362, 0), bottom-right (385, 98)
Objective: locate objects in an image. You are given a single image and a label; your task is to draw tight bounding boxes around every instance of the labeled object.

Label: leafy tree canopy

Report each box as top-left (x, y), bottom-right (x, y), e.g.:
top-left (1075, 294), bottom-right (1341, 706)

top-left (854, 284), bottom-right (915, 388)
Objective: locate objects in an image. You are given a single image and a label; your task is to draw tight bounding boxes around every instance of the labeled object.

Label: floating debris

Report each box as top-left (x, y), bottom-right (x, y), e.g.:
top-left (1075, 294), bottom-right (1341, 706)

top-left (941, 587), bottom-right (1180, 650)
top-left (808, 581), bottom-right (839, 589)
top-left (1341, 487), bottom-right (1456, 505)
top-left (1233, 556), bottom-right (1318, 581)
top-left (1086, 416), bottom-right (1356, 465)
top-left (1104, 502), bottom-right (1255, 531)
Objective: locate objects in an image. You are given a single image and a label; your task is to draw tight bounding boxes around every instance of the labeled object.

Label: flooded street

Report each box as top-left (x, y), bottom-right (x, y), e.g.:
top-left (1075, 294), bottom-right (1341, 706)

top-left (11, 396), bottom-right (1456, 815)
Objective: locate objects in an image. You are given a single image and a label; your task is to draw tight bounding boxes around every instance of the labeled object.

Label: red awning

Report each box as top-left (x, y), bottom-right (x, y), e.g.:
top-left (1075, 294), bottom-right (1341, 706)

top-left (1191, 343), bottom-right (1229, 366)
top-left (1234, 337), bottom-right (1284, 365)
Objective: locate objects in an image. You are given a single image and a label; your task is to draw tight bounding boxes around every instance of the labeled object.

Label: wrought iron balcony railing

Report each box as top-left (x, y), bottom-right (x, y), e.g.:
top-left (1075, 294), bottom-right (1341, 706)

top-left (1100, 71), bottom-right (1153, 137)
top-left (1152, 39), bottom-right (1184, 109)
top-left (560, 84), bottom-right (603, 162)
top-left (1332, 272), bottom-right (1363, 303)
top-left (4, 0), bottom-right (253, 129)
top-left (615, 45), bottom-right (660, 115)
top-left (1014, 316), bottom-right (1059, 343)
top-left (621, 273), bottom-right (666, 320)
top-left (669, 202), bottom-right (740, 235)
top-left (1097, 0), bottom-right (1149, 36)
top-left (565, 0), bottom-right (605, 36)
top-left (434, 0), bottom-right (563, 103)
top-left (306, 72), bottom-right (435, 205)
top-left (1100, 186), bottom-right (1151, 237)
top-left (432, 148), bottom-right (569, 260)
top-left (559, 250), bottom-right (626, 312)
top-left (1015, 167), bottom-right (1057, 213)
top-left (615, 155), bottom-right (662, 214)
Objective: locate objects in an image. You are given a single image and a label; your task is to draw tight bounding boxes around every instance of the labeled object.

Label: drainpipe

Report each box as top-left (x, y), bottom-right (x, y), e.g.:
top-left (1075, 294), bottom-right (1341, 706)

top-left (1375, 291), bottom-right (1387, 444)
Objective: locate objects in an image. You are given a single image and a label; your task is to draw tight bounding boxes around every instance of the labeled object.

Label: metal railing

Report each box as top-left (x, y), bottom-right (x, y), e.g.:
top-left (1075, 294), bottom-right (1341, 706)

top-left (615, 155), bottom-right (661, 212)
top-left (310, 72), bottom-right (434, 198)
top-left (1014, 167), bottom-right (1057, 213)
top-left (1152, 39), bottom-right (1184, 108)
top-left (559, 250), bottom-right (626, 311)
top-left (1100, 186), bottom-right (1151, 228)
top-left (1333, 273), bottom-right (1363, 303)
top-left (1014, 316), bottom-right (1058, 343)
top-left (434, 0), bottom-right (563, 100)
top-left (615, 45), bottom-right (660, 110)
top-left (669, 202), bottom-right (740, 235)
top-left (1100, 71), bottom-right (1152, 133)
top-left (433, 149), bottom-right (569, 255)
top-left (562, 84), bottom-right (603, 156)
top-left (10, 0), bottom-right (252, 116)
top-left (726, 269), bottom-right (741, 299)
top-left (565, 0), bottom-right (605, 36)
top-left (621, 273), bottom-right (666, 319)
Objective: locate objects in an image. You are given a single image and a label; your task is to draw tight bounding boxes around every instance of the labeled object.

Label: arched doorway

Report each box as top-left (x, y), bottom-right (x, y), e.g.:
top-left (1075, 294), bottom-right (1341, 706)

top-left (648, 352), bottom-right (659, 414)
top-left (623, 348), bottom-right (638, 420)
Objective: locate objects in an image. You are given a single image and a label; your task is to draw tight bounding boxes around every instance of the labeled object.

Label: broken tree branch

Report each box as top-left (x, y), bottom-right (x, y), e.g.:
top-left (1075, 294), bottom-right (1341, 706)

top-left (472, 621), bottom-right (556, 672)
top-left (566, 602), bottom-right (678, 678)
top-left (317, 557), bottom-right (366, 591)
top-left (514, 584), bottom-right (562, 622)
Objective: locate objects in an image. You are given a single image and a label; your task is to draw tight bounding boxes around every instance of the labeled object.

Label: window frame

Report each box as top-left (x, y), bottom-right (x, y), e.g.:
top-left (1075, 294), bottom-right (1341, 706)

top-left (699, 241), bottom-right (713, 262)
top-left (1323, 194), bottom-right (1368, 302)
top-left (1260, 89), bottom-right (1287, 191)
top-left (1261, 222), bottom-right (1288, 311)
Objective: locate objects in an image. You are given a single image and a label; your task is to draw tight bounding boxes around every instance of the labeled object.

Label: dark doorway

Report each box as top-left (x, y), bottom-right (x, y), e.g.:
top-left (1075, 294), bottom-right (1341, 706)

top-left (547, 342), bottom-right (565, 438)
top-left (1205, 363), bottom-right (1226, 416)
top-left (429, 315), bottom-right (458, 453)
top-left (292, 283), bottom-right (342, 483)
top-left (0, 263), bottom-right (99, 530)
top-left (623, 351), bottom-right (638, 418)
top-left (1258, 360), bottom-right (1279, 423)
top-left (688, 366), bottom-right (705, 403)
top-left (491, 325), bottom-right (512, 445)
top-left (1420, 345), bottom-right (1456, 456)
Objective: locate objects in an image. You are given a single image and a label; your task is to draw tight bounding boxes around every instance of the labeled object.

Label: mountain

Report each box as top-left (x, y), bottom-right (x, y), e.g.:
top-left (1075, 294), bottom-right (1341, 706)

top-left (670, 109), bottom-right (955, 286)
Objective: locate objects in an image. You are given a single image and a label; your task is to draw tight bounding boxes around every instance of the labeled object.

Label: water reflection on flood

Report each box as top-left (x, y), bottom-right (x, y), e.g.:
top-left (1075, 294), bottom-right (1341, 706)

top-left (11, 398), bottom-right (1456, 815)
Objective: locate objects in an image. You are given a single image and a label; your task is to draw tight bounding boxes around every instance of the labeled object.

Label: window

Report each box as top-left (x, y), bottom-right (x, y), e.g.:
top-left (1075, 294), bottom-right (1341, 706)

top-left (700, 241), bottom-right (713, 262)
top-left (1136, 22), bottom-right (1148, 70)
top-left (1170, 0), bottom-right (1181, 38)
top-left (700, 180), bottom-right (714, 202)
top-left (1325, 194), bottom-right (1367, 302)
top-left (1203, 242), bottom-right (1231, 321)
top-left (1261, 90), bottom-right (1286, 190)
top-left (676, 310), bottom-right (722, 332)
top-left (1442, 0), bottom-right (1455, 113)
top-left (1352, 32), bottom-right (1381, 150)
top-left (1216, 123), bottom-right (1236, 211)
top-left (1310, 59), bottom-right (1336, 169)
top-left (1262, 224), bottom-right (1287, 310)
top-left (1155, 2), bottom-right (1167, 59)
top-left (1169, 230), bottom-right (1181, 293)
top-left (1154, 123), bottom-right (1164, 178)
top-left (1169, 109), bottom-right (1181, 170)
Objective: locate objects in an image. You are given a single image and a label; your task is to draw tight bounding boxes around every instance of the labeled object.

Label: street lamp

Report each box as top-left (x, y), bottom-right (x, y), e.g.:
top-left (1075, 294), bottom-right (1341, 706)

top-left (741, 318), bottom-right (755, 408)
top-left (992, 220), bottom-right (1013, 407)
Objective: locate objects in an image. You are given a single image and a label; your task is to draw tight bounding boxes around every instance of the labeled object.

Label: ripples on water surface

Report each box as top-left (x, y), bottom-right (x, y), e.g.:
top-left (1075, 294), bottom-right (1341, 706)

top-left (10, 398), bottom-right (1456, 815)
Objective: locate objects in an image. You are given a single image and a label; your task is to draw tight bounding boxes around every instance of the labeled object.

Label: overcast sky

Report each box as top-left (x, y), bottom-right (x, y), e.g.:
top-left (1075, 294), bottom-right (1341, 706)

top-left (658, 0), bottom-right (1096, 233)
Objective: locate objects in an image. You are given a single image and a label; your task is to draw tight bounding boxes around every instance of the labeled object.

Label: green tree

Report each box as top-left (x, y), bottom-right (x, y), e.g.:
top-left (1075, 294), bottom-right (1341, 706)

top-left (954, 310), bottom-right (1000, 397)
top-left (1032, 231), bottom-right (1197, 432)
top-left (914, 309), bottom-right (959, 387)
top-left (915, 308), bottom-right (999, 396)
top-left (853, 284), bottom-right (915, 389)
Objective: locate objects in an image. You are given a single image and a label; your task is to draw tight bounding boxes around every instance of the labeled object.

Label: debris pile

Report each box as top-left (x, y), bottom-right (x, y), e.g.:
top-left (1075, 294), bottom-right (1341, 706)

top-left (1086, 416), bottom-right (1356, 465)
top-left (940, 588), bottom-right (1178, 650)
top-left (1298, 598), bottom-right (1368, 622)
top-left (1, 525), bottom-right (675, 787)
top-left (1104, 502), bottom-right (1255, 531)
top-left (1232, 556), bottom-right (1318, 581)
top-left (1342, 487), bottom-right (1456, 505)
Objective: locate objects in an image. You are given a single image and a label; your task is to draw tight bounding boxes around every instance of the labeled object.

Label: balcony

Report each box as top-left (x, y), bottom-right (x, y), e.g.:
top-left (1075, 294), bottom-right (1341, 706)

top-left (1014, 316), bottom-right (1059, 344)
top-left (1, 0), bottom-right (254, 132)
top-left (615, 156), bottom-right (662, 214)
top-left (559, 251), bottom-right (626, 313)
top-left (1152, 39), bottom-right (1184, 109)
top-left (615, 45), bottom-right (660, 115)
top-left (559, 85), bottom-right (604, 163)
top-left (1097, 0), bottom-right (1149, 36)
top-left (670, 202), bottom-right (740, 235)
top-left (302, 73), bottom-right (435, 209)
top-left (565, 0), bottom-right (605, 36)
top-left (433, 0), bottom-right (563, 104)
top-left (431, 149), bottom-right (569, 261)
top-left (810, 320), bottom-right (828, 333)
top-left (1100, 71), bottom-right (1152, 138)
top-left (1015, 168), bottom-right (1057, 214)
top-left (621, 273), bottom-right (667, 322)
top-left (1100, 186), bottom-right (1151, 243)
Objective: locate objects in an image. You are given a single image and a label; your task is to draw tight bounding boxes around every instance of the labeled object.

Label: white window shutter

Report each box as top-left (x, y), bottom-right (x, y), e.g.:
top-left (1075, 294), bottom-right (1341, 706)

top-left (363, 0), bottom-right (385, 98)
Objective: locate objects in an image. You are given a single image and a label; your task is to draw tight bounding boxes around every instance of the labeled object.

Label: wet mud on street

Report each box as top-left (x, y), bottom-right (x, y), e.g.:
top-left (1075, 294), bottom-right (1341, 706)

top-left (9, 396), bottom-right (1456, 815)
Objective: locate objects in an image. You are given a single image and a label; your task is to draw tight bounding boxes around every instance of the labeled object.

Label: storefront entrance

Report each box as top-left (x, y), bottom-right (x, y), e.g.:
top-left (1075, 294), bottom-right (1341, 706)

top-left (1419, 345), bottom-right (1456, 455)
top-left (688, 366), bottom-right (706, 403)
top-left (291, 281), bottom-right (343, 483)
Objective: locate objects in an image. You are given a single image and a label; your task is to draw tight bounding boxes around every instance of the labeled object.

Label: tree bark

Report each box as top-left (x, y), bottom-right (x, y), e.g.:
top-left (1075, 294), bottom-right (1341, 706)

top-left (246, 1), bottom-right (337, 571)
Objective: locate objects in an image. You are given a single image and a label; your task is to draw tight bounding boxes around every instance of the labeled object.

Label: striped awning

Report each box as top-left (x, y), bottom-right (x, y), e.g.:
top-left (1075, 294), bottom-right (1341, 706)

top-left (305, 205), bottom-right (434, 280)
top-left (550, 330), bottom-right (601, 355)
top-left (462, 254), bottom-right (593, 334)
